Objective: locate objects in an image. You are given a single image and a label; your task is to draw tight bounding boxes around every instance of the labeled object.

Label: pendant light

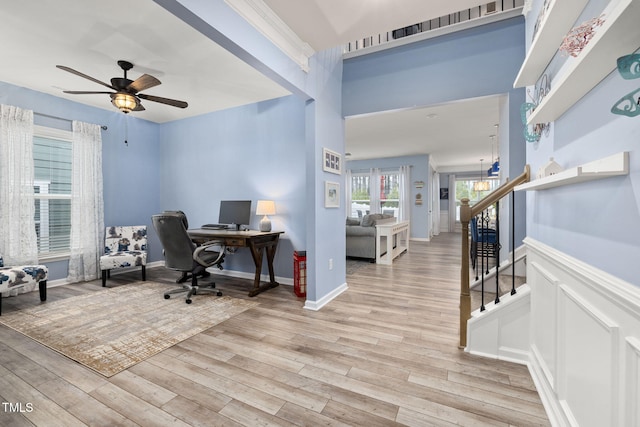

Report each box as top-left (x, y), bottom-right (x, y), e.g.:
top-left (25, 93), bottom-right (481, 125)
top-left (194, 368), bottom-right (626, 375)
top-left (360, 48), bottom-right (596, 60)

top-left (474, 159), bottom-right (490, 192)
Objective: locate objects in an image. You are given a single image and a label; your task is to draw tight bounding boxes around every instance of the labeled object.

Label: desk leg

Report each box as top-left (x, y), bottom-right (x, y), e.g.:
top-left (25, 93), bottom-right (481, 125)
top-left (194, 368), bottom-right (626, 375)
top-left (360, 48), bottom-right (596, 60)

top-left (247, 237), bottom-right (280, 297)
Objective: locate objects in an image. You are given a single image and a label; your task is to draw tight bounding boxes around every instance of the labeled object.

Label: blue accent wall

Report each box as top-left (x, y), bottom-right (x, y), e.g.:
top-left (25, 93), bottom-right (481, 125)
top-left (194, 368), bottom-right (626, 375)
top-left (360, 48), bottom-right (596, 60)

top-left (343, 17), bottom-right (526, 117)
top-left (158, 95), bottom-right (306, 278)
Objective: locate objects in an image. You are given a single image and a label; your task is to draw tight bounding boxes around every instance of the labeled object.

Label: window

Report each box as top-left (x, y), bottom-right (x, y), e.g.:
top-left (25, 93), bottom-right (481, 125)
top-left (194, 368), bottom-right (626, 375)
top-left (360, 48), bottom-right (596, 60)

top-left (350, 170), bottom-right (400, 218)
top-left (454, 178), bottom-right (499, 221)
top-left (350, 173), bottom-right (370, 218)
top-left (33, 126), bottom-right (72, 257)
top-left (379, 172), bottom-right (400, 216)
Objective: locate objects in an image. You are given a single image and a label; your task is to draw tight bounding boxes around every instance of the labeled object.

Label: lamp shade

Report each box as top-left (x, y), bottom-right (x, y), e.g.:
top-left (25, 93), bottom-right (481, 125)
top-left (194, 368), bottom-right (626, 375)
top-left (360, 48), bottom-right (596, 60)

top-left (256, 200), bottom-right (275, 232)
top-left (256, 200), bottom-right (276, 216)
top-left (473, 181), bottom-right (490, 191)
top-left (111, 92), bottom-right (138, 113)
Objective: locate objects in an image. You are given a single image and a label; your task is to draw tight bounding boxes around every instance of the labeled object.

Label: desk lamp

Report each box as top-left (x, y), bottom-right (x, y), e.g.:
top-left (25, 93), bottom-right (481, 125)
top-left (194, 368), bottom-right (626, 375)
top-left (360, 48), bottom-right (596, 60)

top-left (256, 200), bottom-right (276, 232)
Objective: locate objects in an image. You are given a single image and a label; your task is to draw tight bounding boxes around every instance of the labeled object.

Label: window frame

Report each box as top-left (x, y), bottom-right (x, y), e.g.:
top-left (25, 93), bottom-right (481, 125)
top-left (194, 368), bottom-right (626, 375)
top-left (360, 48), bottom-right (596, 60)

top-left (349, 168), bottom-right (401, 218)
top-left (33, 125), bottom-right (73, 261)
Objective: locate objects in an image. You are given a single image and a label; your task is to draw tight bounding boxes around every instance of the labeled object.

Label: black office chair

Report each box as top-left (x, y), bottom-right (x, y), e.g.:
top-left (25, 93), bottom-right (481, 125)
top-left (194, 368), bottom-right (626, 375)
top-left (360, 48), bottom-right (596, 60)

top-left (151, 211), bottom-right (225, 304)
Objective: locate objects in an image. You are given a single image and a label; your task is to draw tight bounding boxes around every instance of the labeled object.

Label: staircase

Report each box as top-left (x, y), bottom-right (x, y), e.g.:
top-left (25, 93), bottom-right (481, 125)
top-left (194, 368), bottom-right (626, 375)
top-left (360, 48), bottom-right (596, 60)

top-left (466, 246), bottom-right (531, 363)
top-left (458, 165), bottom-right (530, 354)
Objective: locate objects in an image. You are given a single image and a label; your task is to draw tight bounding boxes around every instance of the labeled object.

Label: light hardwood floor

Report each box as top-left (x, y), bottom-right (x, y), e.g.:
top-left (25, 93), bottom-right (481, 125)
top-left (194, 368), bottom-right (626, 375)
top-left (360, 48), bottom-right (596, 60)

top-left (0, 233), bottom-right (549, 426)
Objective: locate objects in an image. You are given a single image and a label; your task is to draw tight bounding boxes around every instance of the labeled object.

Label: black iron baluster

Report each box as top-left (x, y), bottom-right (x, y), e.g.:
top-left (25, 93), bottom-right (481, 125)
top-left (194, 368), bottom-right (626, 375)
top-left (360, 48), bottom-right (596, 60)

top-left (483, 209), bottom-right (491, 275)
top-left (511, 190), bottom-right (517, 295)
top-left (494, 202), bottom-right (500, 304)
top-left (480, 212), bottom-right (485, 312)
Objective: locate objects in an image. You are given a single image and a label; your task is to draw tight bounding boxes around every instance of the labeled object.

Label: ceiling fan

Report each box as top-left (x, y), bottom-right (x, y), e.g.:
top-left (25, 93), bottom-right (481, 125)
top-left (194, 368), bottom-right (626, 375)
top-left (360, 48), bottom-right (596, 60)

top-left (56, 60), bottom-right (188, 113)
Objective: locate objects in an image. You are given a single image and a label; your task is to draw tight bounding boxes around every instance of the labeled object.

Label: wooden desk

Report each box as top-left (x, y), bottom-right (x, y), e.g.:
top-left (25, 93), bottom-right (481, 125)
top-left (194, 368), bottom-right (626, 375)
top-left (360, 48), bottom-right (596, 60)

top-left (187, 229), bottom-right (283, 297)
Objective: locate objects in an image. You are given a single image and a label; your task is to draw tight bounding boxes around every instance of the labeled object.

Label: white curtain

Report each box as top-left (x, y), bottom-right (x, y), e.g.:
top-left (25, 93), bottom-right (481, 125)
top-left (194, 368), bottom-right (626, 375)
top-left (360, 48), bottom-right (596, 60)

top-left (0, 105), bottom-right (37, 265)
top-left (448, 174), bottom-right (457, 232)
top-left (345, 169), bottom-right (352, 218)
top-left (369, 168), bottom-right (381, 214)
top-left (398, 165), bottom-right (411, 222)
top-left (67, 121), bottom-right (104, 282)
top-left (432, 171), bottom-right (441, 236)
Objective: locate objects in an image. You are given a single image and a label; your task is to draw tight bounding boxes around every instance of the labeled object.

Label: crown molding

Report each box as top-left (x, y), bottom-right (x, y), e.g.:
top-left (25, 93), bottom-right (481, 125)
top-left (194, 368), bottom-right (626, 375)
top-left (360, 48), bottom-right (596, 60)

top-left (225, 0), bottom-right (315, 72)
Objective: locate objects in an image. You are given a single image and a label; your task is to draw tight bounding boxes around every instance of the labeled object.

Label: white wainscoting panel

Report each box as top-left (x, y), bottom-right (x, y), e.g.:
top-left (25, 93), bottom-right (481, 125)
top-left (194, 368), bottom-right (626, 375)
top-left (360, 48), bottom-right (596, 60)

top-left (529, 261), bottom-right (558, 389)
top-left (525, 238), bottom-right (640, 427)
top-left (558, 284), bottom-right (619, 427)
top-left (466, 285), bottom-right (531, 364)
top-left (626, 337), bottom-right (640, 427)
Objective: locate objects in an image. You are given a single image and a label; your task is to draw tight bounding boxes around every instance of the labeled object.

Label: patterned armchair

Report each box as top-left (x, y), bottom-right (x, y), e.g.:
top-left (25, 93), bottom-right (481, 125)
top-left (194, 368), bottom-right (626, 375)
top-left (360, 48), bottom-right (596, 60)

top-left (0, 255), bottom-right (48, 315)
top-left (99, 226), bottom-right (147, 287)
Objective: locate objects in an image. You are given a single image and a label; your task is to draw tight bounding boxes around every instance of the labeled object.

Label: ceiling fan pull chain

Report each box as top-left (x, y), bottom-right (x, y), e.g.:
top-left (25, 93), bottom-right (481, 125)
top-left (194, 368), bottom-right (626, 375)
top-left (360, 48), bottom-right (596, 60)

top-left (124, 114), bottom-right (128, 146)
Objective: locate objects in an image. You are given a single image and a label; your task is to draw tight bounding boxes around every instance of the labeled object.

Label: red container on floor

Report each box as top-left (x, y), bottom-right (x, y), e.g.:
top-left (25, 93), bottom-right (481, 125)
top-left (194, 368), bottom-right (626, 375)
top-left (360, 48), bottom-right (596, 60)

top-left (293, 250), bottom-right (307, 297)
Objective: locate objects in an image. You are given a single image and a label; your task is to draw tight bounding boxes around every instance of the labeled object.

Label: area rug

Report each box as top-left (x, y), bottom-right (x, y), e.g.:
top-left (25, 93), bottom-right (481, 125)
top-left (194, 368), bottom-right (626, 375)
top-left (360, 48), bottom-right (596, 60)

top-left (346, 259), bottom-right (371, 275)
top-left (0, 281), bottom-right (258, 377)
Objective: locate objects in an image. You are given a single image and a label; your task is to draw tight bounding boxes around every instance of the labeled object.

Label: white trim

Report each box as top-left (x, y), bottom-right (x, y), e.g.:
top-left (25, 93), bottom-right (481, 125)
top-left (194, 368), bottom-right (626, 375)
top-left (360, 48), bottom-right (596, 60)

top-left (626, 337), bottom-right (640, 427)
top-left (524, 237), bottom-right (640, 315)
top-left (34, 125), bottom-right (72, 141)
top-left (525, 238), bottom-right (640, 427)
top-left (224, 0), bottom-right (314, 72)
top-left (304, 282), bottom-right (348, 311)
top-left (210, 266), bottom-right (293, 286)
top-left (47, 262), bottom-right (292, 289)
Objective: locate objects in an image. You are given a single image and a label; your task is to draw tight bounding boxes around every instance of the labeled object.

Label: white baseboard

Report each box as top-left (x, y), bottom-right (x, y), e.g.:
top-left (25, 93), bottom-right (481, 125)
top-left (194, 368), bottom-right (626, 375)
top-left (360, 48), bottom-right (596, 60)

top-left (304, 282), bottom-right (348, 311)
top-left (47, 262), bottom-right (293, 289)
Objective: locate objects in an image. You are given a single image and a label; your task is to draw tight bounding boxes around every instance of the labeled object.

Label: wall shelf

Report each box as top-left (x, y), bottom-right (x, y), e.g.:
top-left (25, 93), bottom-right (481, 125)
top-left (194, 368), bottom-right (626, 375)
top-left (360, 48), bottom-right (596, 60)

top-left (515, 152), bottom-right (629, 191)
top-left (513, 0), bottom-right (588, 88)
top-left (527, 0), bottom-right (640, 124)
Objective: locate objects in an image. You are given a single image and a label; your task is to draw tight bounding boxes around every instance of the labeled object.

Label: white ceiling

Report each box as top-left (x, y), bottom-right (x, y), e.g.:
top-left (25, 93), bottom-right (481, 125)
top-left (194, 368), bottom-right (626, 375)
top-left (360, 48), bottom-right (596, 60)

top-left (263, 0), bottom-right (486, 51)
top-left (1, 0), bottom-right (507, 170)
top-left (0, 0), bottom-right (290, 123)
top-left (346, 96), bottom-right (503, 170)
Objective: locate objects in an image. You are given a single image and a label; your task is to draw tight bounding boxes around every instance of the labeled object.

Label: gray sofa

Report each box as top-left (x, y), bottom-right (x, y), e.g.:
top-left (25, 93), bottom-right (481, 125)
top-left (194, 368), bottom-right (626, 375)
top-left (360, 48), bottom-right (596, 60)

top-left (346, 214), bottom-right (395, 261)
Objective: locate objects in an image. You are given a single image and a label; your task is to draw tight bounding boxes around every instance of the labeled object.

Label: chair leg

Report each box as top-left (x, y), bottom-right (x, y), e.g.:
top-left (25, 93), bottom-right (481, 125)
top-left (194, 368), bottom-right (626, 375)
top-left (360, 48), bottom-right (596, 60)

top-left (142, 265), bottom-right (146, 281)
top-left (101, 270), bottom-right (107, 287)
top-left (39, 280), bottom-right (47, 301)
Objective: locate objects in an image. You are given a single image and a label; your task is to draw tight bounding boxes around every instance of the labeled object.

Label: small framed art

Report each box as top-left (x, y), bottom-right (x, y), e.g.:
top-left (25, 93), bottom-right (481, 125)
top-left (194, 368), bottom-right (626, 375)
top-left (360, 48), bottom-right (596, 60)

top-left (325, 181), bottom-right (340, 208)
top-left (323, 148), bottom-right (342, 175)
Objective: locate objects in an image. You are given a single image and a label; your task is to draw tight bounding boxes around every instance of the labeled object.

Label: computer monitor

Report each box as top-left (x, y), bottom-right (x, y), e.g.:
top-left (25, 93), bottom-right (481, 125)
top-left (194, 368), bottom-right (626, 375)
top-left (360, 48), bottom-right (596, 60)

top-left (218, 200), bottom-right (251, 230)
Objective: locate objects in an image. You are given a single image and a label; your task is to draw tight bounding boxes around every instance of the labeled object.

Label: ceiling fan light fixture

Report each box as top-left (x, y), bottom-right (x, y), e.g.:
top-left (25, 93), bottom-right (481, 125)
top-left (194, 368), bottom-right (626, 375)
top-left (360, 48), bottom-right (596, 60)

top-left (111, 92), bottom-right (138, 113)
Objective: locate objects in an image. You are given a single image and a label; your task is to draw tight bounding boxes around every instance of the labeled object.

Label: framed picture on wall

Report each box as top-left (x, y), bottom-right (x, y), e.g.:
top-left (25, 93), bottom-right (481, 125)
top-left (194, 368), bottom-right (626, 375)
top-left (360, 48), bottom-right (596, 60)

top-left (322, 148), bottom-right (342, 175)
top-left (325, 181), bottom-right (340, 208)
top-left (440, 188), bottom-right (449, 200)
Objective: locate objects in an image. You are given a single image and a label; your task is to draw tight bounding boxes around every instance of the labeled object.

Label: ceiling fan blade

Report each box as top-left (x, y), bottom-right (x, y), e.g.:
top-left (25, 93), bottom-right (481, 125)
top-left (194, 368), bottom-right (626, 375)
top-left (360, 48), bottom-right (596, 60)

top-left (56, 65), bottom-right (116, 91)
top-left (138, 93), bottom-right (188, 109)
top-left (127, 74), bottom-right (161, 93)
top-left (63, 91), bottom-right (114, 95)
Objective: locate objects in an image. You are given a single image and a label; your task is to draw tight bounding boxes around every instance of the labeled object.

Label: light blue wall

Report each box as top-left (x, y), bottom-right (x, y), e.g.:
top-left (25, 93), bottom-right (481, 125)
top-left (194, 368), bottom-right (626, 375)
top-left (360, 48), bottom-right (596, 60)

top-left (158, 95), bottom-right (306, 278)
top-left (524, 0), bottom-right (640, 286)
top-left (304, 48), bottom-right (346, 302)
top-left (342, 17), bottom-right (526, 117)
top-left (158, 0), bottom-right (348, 302)
top-left (0, 81), bottom-right (162, 280)
top-left (346, 155), bottom-right (430, 239)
